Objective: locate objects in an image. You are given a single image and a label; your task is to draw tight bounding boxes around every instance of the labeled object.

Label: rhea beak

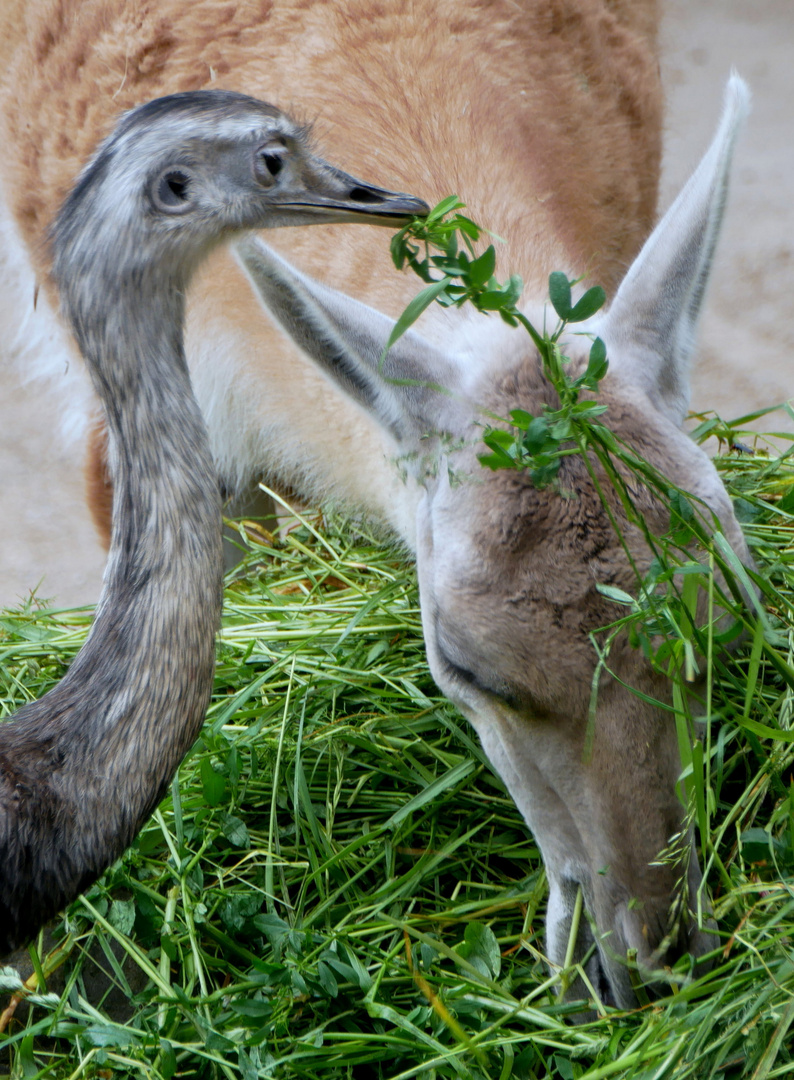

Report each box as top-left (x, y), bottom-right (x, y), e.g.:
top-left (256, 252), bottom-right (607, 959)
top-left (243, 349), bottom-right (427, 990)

top-left (275, 159), bottom-right (429, 226)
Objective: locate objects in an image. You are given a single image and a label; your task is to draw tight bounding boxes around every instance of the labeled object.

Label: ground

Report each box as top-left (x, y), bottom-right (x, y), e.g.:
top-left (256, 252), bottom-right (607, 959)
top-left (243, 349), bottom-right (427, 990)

top-left (0, 0), bottom-right (791, 609)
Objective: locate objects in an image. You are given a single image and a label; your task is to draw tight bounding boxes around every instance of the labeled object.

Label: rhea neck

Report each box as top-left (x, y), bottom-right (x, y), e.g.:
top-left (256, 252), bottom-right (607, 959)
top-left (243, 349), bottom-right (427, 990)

top-left (63, 248), bottom-right (223, 591)
top-left (0, 205), bottom-right (225, 961)
top-left (44, 239), bottom-right (225, 731)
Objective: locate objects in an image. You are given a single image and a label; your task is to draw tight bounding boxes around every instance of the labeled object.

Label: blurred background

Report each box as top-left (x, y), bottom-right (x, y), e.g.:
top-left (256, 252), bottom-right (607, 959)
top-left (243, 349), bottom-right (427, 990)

top-left (0, 0), bottom-right (791, 609)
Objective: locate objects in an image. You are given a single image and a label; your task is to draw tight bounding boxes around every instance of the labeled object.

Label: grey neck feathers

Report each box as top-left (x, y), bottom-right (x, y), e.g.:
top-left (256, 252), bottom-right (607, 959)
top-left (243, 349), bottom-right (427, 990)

top-left (0, 265), bottom-right (224, 956)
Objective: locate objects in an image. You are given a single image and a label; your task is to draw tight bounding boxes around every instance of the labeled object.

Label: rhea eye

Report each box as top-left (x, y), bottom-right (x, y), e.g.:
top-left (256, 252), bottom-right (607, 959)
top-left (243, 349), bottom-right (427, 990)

top-left (152, 168), bottom-right (194, 212)
top-left (253, 140), bottom-right (288, 186)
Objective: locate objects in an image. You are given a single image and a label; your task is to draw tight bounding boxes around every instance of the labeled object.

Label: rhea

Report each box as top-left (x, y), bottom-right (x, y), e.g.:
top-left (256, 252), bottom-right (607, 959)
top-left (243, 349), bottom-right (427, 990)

top-left (0, 90), bottom-right (427, 956)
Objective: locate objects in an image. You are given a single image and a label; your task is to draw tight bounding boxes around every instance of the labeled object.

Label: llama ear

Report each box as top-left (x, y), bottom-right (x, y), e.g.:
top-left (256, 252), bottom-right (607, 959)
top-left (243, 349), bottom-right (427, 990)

top-left (234, 236), bottom-right (464, 445)
top-left (597, 74), bottom-right (750, 426)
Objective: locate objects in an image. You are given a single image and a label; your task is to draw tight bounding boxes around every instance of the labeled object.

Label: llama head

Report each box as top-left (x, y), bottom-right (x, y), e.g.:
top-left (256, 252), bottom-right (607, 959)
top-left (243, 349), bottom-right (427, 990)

top-left (235, 76), bottom-right (750, 1010)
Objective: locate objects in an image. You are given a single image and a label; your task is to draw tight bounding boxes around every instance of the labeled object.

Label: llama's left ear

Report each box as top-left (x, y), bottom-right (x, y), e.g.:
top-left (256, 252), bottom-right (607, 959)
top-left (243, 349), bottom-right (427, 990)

top-left (596, 74), bottom-right (750, 426)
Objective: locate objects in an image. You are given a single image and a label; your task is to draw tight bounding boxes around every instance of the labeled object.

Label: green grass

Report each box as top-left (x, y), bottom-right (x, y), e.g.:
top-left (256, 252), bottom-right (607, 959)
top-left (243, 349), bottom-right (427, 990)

top-left (1, 418), bottom-right (794, 1080)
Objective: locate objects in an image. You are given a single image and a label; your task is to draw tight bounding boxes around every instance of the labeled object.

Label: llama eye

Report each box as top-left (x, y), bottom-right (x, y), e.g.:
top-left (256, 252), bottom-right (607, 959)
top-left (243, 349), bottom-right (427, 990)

top-left (442, 651), bottom-right (479, 687)
top-left (152, 168), bottom-right (194, 212)
top-left (436, 638), bottom-right (482, 690)
top-left (436, 633), bottom-right (520, 707)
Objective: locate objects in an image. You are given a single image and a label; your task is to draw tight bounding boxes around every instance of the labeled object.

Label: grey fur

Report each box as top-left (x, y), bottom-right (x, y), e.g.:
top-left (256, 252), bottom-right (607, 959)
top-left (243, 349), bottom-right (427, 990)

top-left (0, 90), bottom-right (428, 957)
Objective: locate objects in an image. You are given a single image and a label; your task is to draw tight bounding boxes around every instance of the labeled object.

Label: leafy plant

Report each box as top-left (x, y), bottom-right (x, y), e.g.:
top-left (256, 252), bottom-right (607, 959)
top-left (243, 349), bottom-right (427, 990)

top-left (390, 200), bottom-right (609, 488)
top-left (476, 277), bottom-right (608, 488)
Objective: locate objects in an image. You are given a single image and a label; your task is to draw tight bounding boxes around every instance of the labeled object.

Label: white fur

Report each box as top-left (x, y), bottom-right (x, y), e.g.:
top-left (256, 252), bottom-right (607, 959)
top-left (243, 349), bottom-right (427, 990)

top-left (0, 183), bottom-right (93, 444)
top-left (596, 75), bottom-right (751, 425)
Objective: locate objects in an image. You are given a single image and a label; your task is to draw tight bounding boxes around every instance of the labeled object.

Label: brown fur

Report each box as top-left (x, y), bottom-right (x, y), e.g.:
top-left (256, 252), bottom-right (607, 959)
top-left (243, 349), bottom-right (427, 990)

top-left (85, 419), bottom-right (113, 541)
top-left (5, 0), bottom-right (661, 289)
top-left (0, 0), bottom-right (662, 545)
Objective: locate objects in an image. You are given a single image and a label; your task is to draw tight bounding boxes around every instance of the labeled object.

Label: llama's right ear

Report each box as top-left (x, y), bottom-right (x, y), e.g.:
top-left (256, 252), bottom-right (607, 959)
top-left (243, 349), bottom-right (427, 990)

top-left (596, 74), bottom-right (750, 426)
top-left (235, 236), bottom-right (463, 445)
